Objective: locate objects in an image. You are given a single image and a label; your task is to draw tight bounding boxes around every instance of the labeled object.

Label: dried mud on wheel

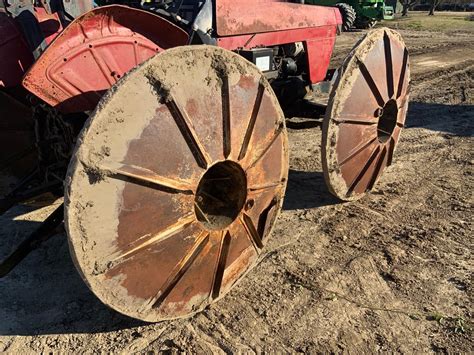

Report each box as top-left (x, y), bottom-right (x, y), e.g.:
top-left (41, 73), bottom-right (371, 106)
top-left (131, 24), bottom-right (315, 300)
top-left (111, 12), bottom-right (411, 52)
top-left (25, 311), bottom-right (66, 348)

top-left (65, 46), bottom-right (289, 322)
top-left (322, 28), bottom-right (410, 201)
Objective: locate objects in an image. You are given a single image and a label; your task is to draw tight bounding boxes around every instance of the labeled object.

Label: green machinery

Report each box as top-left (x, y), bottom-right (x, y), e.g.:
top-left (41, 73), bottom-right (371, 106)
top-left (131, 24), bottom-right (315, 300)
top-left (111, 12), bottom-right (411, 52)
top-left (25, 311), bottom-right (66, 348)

top-left (305, 0), bottom-right (394, 31)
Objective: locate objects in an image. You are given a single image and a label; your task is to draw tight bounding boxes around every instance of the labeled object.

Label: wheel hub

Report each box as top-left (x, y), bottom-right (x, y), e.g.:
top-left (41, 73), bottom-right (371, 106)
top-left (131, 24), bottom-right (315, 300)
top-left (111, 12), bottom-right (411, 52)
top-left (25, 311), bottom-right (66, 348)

top-left (195, 161), bottom-right (247, 231)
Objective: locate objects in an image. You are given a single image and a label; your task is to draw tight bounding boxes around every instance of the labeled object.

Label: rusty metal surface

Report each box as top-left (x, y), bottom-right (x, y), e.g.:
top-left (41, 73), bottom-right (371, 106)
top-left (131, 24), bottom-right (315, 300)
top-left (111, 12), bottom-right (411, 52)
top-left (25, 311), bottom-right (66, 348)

top-left (22, 5), bottom-right (189, 114)
top-left (65, 46), bottom-right (289, 322)
top-left (322, 28), bottom-right (410, 201)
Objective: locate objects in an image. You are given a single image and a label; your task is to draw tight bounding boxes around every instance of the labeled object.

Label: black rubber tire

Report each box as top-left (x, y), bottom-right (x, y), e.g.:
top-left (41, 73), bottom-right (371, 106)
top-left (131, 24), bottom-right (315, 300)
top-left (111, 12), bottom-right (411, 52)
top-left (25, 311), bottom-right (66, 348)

top-left (355, 19), bottom-right (378, 29)
top-left (335, 3), bottom-right (356, 31)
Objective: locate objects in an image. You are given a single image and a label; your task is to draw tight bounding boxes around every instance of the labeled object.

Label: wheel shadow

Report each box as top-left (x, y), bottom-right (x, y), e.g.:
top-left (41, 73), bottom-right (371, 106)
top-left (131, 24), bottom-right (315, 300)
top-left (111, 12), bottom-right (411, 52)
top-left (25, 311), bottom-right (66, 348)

top-left (407, 102), bottom-right (473, 137)
top-left (0, 205), bottom-right (144, 336)
top-left (283, 169), bottom-right (340, 210)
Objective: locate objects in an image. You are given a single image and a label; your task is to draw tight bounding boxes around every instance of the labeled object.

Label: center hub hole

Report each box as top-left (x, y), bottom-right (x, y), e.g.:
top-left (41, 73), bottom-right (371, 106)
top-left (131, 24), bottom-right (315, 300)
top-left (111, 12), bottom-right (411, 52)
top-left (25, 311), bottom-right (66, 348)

top-left (377, 99), bottom-right (399, 143)
top-left (195, 161), bottom-right (247, 231)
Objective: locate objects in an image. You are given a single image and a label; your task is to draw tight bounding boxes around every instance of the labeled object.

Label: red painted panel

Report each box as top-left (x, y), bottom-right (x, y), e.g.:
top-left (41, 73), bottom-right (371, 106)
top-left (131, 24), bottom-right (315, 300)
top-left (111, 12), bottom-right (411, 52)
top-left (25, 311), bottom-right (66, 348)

top-left (0, 12), bottom-right (34, 88)
top-left (216, 0), bottom-right (341, 36)
top-left (217, 26), bottom-right (338, 84)
top-left (23, 5), bottom-right (189, 113)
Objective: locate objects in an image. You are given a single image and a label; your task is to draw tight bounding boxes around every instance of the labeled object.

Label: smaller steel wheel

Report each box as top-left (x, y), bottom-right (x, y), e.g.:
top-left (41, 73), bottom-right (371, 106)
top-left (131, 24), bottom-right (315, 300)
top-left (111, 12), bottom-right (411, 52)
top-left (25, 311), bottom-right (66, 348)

top-left (65, 45), bottom-right (289, 322)
top-left (322, 28), bottom-right (410, 201)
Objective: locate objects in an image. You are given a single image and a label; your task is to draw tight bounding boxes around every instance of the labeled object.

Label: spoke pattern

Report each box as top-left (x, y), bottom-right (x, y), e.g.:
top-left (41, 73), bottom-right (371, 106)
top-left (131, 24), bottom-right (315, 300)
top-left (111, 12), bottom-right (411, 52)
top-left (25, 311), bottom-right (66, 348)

top-left (367, 146), bottom-right (387, 191)
top-left (383, 31), bottom-right (394, 99)
top-left (104, 162), bottom-right (194, 194)
top-left (347, 145), bottom-right (381, 196)
top-left (212, 231), bottom-right (232, 300)
top-left (334, 119), bottom-right (379, 126)
top-left (167, 94), bottom-right (212, 169)
top-left (357, 57), bottom-right (385, 108)
top-left (240, 213), bottom-right (263, 251)
top-left (246, 125), bottom-right (283, 170)
top-left (112, 214), bottom-right (195, 262)
top-left (249, 180), bottom-right (285, 192)
top-left (396, 49), bottom-right (409, 99)
top-left (238, 82), bottom-right (265, 161)
top-left (150, 231), bottom-right (210, 310)
top-left (387, 136), bottom-right (396, 166)
top-left (339, 137), bottom-right (378, 167)
top-left (222, 75), bottom-right (232, 159)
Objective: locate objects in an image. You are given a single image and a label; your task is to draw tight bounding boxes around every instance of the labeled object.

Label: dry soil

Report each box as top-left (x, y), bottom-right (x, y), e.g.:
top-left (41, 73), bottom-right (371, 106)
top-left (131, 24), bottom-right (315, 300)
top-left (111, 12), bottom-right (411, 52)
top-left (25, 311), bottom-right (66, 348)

top-left (0, 17), bottom-right (472, 353)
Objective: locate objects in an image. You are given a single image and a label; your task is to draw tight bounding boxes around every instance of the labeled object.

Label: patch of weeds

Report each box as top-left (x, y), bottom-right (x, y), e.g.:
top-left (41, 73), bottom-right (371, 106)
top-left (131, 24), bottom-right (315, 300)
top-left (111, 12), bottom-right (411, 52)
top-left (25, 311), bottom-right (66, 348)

top-left (427, 312), bottom-right (471, 334)
top-left (453, 317), bottom-right (469, 334)
top-left (427, 312), bottom-right (445, 324)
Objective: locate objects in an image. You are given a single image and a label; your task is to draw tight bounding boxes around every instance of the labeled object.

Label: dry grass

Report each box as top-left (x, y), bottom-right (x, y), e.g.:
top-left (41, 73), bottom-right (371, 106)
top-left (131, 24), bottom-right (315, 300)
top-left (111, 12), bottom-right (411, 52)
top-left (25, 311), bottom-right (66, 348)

top-left (381, 11), bottom-right (474, 33)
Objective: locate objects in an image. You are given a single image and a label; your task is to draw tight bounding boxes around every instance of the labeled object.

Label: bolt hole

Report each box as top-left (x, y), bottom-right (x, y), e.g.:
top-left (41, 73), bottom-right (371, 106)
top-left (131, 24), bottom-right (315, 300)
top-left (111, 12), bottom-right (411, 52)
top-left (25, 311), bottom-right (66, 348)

top-left (245, 199), bottom-right (255, 211)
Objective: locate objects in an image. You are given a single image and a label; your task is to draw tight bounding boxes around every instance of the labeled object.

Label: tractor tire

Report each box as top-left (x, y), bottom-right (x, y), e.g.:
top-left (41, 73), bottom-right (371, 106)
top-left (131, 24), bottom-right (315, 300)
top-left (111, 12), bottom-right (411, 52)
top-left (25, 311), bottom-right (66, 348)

top-left (355, 19), bottom-right (378, 29)
top-left (335, 3), bottom-right (356, 32)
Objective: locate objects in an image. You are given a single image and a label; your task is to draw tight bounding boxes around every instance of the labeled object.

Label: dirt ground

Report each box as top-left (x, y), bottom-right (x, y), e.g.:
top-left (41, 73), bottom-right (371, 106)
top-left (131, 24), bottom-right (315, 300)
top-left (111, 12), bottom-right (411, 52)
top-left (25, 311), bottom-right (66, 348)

top-left (0, 13), bottom-right (473, 353)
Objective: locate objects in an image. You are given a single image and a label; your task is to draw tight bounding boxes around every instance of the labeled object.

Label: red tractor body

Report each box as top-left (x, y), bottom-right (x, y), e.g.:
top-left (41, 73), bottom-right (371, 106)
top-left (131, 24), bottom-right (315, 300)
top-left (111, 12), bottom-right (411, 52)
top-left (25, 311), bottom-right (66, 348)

top-left (2, 1), bottom-right (341, 113)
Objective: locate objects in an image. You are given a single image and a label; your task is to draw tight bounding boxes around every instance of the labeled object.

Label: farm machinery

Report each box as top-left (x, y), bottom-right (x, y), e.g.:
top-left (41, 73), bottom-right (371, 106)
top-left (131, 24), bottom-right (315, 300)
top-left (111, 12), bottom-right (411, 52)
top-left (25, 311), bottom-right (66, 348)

top-left (305, 0), bottom-right (395, 30)
top-left (0, 0), bottom-right (410, 322)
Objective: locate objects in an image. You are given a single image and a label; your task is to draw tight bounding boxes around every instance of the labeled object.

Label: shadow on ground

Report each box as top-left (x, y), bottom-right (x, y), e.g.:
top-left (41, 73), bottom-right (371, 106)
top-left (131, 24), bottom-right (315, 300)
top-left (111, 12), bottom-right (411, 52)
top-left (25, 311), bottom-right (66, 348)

top-left (283, 170), bottom-right (340, 210)
top-left (407, 102), bottom-right (473, 137)
top-left (0, 205), bottom-right (144, 336)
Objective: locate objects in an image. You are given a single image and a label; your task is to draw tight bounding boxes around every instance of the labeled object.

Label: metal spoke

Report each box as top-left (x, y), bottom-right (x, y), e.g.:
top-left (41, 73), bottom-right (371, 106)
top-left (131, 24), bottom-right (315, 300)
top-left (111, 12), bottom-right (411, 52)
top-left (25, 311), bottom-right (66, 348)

top-left (246, 125), bottom-right (283, 170)
top-left (396, 49), bottom-right (409, 99)
top-left (238, 82), bottom-right (265, 161)
top-left (111, 214), bottom-right (195, 262)
top-left (383, 31), bottom-right (395, 99)
top-left (367, 146), bottom-right (387, 191)
top-left (222, 75), bottom-right (232, 159)
top-left (387, 136), bottom-right (396, 166)
top-left (104, 162), bottom-right (194, 194)
top-left (357, 57), bottom-right (386, 108)
top-left (150, 231), bottom-right (210, 309)
top-left (240, 213), bottom-right (263, 251)
top-left (339, 137), bottom-right (378, 166)
top-left (212, 231), bottom-right (231, 299)
top-left (167, 93), bottom-right (212, 169)
top-left (347, 146), bottom-right (381, 196)
top-left (249, 181), bottom-right (285, 192)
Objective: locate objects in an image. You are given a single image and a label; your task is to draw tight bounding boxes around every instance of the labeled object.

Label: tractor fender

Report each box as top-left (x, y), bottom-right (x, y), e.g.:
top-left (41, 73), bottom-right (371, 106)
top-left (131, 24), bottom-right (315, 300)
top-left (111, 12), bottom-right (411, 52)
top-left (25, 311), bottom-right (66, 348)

top-left (22, 5), bottom-right (189, 114)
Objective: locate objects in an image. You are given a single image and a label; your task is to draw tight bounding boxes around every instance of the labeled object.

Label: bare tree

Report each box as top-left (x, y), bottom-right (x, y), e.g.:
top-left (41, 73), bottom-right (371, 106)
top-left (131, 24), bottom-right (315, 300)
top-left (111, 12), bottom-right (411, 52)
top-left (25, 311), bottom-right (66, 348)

top-left (428, 0), bottom-right (443, 15)
top-left (401, 0), bottom-right (418, 16)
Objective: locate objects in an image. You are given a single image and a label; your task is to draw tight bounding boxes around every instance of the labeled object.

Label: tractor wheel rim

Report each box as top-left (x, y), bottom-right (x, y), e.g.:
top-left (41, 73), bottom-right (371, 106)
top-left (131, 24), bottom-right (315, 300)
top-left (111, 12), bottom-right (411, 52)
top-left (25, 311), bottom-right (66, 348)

top-left (322, 28), bottom-right (410, 201)
top-left (65, 45), bottom-right (289, 322)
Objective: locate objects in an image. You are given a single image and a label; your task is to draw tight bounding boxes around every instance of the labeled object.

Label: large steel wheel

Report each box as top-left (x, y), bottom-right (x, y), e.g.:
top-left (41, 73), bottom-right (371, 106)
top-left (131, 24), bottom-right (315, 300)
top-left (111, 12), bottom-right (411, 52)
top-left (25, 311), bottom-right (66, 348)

top-left (322, 28), bottom-right (410, 201)
top-left (65, 46), bottom-right (289, 322)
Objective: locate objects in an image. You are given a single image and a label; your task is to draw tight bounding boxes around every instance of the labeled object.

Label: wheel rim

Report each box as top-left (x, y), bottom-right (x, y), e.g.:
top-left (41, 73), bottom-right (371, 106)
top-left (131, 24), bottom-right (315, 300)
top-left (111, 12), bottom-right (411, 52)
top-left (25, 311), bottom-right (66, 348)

top-left (65, 46), bottom-right (289, 322)
top-left (322, 28), bottom-right (410, 201)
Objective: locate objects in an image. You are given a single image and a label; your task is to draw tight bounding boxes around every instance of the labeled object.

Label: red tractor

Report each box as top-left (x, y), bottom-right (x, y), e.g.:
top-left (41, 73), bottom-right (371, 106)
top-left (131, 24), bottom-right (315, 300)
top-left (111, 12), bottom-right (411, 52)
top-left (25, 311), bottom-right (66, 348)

top-left (0, 0), bottom-right (410, 322)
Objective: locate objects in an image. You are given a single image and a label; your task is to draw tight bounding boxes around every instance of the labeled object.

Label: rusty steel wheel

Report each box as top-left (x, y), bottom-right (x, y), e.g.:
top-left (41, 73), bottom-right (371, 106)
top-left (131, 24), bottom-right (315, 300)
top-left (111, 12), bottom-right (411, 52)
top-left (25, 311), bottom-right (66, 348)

top-left (322, 28), bottom-right (410, 201)
top-left (65, 46), bottom-right (289, 322)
